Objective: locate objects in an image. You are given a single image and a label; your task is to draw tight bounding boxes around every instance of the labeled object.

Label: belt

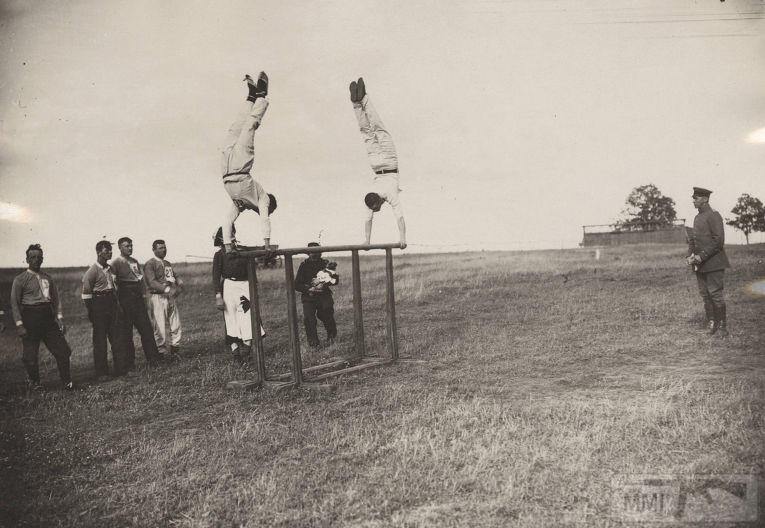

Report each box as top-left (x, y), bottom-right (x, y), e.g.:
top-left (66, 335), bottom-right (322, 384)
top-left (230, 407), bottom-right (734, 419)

top-left (22, 302), bottom-right (51, 307)
top-left (375, 169), bottom-right (398, 175)
top-left (93, 290), bottom-right (115, 297)
top-left (224, 277), bottom-right (247, 281)
top-left (223, 171), bottom-right (250, 180)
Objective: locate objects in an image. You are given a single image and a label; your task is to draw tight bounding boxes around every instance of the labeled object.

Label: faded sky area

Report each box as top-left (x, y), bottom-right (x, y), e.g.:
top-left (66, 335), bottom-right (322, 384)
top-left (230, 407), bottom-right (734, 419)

top-left (1, 0), bottom-right (764, 267)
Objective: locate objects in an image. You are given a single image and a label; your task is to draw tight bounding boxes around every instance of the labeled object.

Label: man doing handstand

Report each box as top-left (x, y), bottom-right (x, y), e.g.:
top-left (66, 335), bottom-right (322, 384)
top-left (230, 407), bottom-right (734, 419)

top-left (221, 71), bottom-right (277, 253)
top-left (349, 77), bottom-right (406, 248)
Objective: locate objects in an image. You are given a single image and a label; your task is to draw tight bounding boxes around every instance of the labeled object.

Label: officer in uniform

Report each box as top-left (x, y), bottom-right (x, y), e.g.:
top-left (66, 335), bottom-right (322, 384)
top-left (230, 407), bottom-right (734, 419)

top-left (10, 244), bottom-right (74, 390)
top-left (81, 240), bottom-right (128, 379)
top-left (686, 187), bottom-right (731, 337)
top-left (294, 242), bottom-right (339, 348)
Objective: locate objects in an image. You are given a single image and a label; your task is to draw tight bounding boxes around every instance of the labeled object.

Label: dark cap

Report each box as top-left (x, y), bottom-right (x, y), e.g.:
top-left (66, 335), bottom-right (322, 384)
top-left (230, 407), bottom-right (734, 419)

top-left (692, 187), bottom-right (712, 198)
top-left (307, 242), bottom-right (320, 247)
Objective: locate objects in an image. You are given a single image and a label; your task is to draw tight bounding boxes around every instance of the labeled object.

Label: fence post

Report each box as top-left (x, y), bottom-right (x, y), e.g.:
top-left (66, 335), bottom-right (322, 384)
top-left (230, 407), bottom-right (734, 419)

top-left (385, 248), bottom-right (399, 361)
top-left (247, 259), bottom-right (267, 384)
top-left (351, 250), bottom-right (365, 360)
top-left (283, 255), bottom-right (303, 385)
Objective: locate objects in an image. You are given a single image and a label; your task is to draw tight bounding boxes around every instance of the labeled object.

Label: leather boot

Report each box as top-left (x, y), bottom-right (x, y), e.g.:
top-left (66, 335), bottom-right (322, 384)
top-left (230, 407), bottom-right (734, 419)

top-left (703, 301), bottom-right (714, 330)
top-left (708, 305), bottom-right (719, 335)
top-left (717, 305), bottom-right (730, 338)
top-left (239, 344), bottom-right (252, 366)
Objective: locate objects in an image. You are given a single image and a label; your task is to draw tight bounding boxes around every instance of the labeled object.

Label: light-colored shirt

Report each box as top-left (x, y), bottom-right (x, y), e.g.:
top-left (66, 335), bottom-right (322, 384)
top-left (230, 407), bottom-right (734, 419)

top-left (365, 173), bottom-right (404, 222)
top-left (10, 269), bottom-right (62, 325)
top-left (144, 257), bottom-right (178, 294)
top-left (110, 255), bottom-right (144, 283)
top-left (81, 262), bottom-right (116, 300)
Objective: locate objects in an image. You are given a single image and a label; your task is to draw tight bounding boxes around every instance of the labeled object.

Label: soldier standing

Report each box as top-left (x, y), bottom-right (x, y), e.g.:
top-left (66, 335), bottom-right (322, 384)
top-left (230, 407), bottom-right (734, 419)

top-left (294, 242), bottom-right (339, 348)
top-left (111, 237), bottom-right (164, 367)
top-left (81, 240), bottom-right (128, 379)
top-left (145, 240), bottom-right (183, 361)
top-left (10, 244), bottom-right (74, 390)
top-left (686, 187), bottom-right (731, 337)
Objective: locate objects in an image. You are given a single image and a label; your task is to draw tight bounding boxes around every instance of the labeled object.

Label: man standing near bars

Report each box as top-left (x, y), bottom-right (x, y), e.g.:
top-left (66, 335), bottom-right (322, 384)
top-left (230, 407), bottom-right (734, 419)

top-left (10, 244), bottom-right (74, 390)
top-left (687, 186), bottom-right (731, 337)
top-left (213, 230), bottom-right (265, 365)
top-left (144, 239), bottom-right (183, 361)
top-left (82, 240), bottom-right (128, 380)
top-left (349, 76), bottom-right (406, 248)
top-left (294, 242), bottom-right (339, 348)
top-left (221, 71), bottom-right (277, 253)
top-left (111, 236), bottom-right (164, 367)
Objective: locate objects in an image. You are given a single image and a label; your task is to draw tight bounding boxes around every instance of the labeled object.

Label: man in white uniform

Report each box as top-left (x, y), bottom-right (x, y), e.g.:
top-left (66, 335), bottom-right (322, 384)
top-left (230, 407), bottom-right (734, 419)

top-left (349, 77), bottom-right (406, 248)
top-left (221, 71), bottom-right (277, 253)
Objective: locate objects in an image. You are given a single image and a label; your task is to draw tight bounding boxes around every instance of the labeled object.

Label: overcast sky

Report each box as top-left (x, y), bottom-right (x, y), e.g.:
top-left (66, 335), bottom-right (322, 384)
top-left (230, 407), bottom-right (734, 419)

top-left (1, 0), bottom-right (764, 267)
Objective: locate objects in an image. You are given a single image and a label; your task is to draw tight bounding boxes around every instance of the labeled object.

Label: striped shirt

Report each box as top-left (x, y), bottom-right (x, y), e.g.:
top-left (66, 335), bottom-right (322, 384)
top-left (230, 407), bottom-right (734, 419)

top-left (81, 262), bottom-right (116, 300)
top-left (10, 269), bottom-right (62, 325)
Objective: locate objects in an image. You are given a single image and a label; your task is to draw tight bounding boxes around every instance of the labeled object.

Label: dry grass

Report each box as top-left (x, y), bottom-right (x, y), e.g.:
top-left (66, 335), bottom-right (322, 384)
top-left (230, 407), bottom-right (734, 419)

top-left (0, 243), bottom-right (763, 527)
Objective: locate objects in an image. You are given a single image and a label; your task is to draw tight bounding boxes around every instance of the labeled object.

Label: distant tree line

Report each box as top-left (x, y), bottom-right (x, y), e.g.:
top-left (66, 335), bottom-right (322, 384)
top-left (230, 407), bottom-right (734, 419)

top-left (615, 184), bottom-right (765, 244)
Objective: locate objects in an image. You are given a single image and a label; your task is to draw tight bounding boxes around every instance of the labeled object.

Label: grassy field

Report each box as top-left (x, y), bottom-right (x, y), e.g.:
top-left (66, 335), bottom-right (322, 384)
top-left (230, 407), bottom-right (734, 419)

top-left (0, 244), bottom-right (763, 527)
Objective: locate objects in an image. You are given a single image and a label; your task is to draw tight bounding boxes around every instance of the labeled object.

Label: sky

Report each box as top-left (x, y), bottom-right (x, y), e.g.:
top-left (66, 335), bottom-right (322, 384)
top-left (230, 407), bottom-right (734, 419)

top-left (1, 0), bottom-right (764, 267)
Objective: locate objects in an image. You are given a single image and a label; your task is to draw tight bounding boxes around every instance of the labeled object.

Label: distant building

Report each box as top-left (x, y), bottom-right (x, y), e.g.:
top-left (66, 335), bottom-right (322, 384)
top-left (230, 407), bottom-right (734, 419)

top-left (581, 220), bottom-right (686, 247)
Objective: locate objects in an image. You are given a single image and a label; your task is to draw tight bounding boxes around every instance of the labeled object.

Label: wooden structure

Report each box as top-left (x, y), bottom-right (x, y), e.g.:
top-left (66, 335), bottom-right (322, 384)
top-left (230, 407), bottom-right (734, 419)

top-left (581, 220), bottom-right (687, 247)
top-left (229, 242), bottom-right (404, 390)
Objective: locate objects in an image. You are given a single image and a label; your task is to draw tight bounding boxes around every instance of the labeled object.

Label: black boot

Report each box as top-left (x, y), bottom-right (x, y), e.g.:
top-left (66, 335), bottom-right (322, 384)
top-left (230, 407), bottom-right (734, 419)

top-left (717, 305), bottom-right (730, 338)
top-left (232, 345), bottom-right (243, 365)
top-left (708, 305), bottom-right (719, 335)
top-left (245, 72), bottom-right (268, 102)
top-left (239, 344), bottom-right (252, 366)
top-left (703, 301), bottom-right (714, 330)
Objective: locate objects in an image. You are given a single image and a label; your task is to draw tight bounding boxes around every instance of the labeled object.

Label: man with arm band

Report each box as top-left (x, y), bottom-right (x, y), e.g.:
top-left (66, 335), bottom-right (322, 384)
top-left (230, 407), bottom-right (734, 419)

top-left (10, 244), bottom-right (73, 390)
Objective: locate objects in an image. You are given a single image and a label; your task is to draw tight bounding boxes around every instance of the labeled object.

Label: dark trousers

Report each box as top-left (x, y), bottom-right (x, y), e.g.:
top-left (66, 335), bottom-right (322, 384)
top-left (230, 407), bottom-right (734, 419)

top-left (696, 269), bottom-right (725, 319)
top-left (20, 304), bottom-right (71, 384)
top-left (117, 283), bottom-right (159, 366)
top-left (301, 294), bottom-right (337, 346)
top-left (91, 294), bottom-right (127, 375)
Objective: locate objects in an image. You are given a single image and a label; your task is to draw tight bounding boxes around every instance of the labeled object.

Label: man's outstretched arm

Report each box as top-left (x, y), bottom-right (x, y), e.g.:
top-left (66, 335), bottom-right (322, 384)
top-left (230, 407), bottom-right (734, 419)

top-left (257, 192), bottom-right (272, 249)
top-left (223, 203), bottom-right (241, 252)
top-left (364, 216), bottom-right (373, 245)
top-left (397, 216), bottom-right (407, 248)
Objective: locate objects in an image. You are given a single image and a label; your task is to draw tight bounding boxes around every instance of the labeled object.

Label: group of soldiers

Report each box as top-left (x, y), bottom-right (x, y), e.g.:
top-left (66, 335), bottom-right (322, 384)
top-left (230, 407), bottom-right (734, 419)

top-left (6, 238), bottom-right (183, 390)
top-left (1, 69), bottom-right (734, 390)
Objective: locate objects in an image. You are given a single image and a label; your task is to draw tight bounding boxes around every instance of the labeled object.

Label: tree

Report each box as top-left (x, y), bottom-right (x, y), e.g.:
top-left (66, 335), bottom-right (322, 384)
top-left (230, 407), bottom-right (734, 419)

top-left (726, 193), bottom-right (765, 244)
top-left (616, 184), bottom-right (677, 231)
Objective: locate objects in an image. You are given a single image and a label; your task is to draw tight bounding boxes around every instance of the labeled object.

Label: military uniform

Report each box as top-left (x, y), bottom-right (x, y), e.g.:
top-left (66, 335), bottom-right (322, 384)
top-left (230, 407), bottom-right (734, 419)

top-left (10, 269), bottom-right (72, 387)
top-left (294, 246), bottom-right (339, 347)
top-left (111, 255), bottom-right (162, 367)
top-left (688, 187), bottom-right (730, 335)
top-left (82, 261), bottom-right (126, 376)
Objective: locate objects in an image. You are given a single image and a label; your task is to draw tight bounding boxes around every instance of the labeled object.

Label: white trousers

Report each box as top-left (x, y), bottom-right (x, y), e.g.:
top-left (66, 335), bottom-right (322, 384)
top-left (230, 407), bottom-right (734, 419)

top-left (221, 97), bottom-right (271, 245)
top-left (149, 294), bottom-right (182, 350)
top-left (353, 95), bottom-right (398, 172)
top-left (223, 279), bottom-right (265, 342)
